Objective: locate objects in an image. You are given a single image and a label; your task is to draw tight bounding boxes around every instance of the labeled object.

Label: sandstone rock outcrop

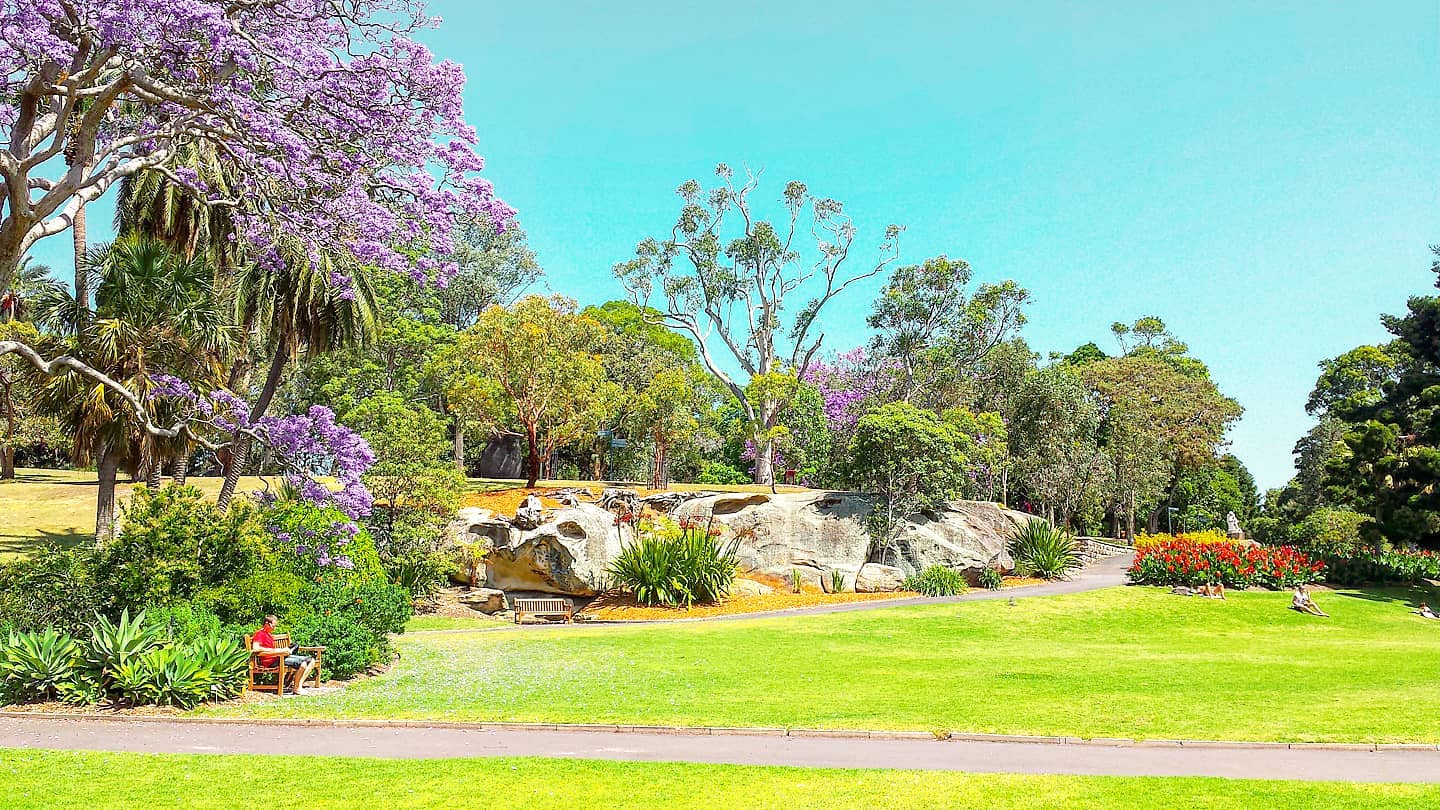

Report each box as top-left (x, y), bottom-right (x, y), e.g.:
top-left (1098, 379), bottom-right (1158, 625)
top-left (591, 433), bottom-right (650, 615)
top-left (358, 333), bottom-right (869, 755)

top-left (449, 488), bottom-right (1044, 597)
top-left (466, 503), bottom-right (623, 596)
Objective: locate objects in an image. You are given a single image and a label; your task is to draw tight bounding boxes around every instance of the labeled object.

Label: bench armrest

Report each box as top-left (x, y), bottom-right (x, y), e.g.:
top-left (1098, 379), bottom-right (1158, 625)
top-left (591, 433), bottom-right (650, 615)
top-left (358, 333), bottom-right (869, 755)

top-left (297, 646), bottom-right (326, 653)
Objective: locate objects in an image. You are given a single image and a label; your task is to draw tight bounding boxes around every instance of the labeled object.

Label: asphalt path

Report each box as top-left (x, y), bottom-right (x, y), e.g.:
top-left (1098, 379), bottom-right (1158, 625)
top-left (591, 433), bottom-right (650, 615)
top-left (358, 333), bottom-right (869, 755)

top-left (3, 716), bottom-right (1439, 783)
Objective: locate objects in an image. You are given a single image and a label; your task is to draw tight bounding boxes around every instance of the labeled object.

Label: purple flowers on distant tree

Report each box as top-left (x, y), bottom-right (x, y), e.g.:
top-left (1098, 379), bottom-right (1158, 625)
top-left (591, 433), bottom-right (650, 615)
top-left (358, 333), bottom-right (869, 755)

top-left (803, 348), bottom-right (886, 436)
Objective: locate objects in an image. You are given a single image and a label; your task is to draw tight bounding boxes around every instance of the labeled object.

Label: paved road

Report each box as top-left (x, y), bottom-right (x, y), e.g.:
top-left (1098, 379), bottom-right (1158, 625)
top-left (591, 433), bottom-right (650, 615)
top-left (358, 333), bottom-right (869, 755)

top-left (690, 550), bottom-right (1136, 623)
top-left (3, 716), bottom-right (1440, 783)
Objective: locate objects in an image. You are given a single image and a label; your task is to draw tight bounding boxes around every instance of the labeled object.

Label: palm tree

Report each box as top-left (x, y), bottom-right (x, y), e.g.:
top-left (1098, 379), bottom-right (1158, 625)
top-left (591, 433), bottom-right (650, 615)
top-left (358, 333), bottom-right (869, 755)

top-left (115, 139), bottom-right (241, 272)
top-left (214, 241), bottom-right (377, 510)
top-left (31, 235), bottom-right (232, 541)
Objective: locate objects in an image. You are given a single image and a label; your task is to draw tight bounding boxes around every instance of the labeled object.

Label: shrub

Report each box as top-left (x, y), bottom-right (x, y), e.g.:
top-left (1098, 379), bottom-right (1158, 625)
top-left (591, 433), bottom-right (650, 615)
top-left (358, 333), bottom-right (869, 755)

top-left (607, 517), bottom-right (740, 606)
top-left (289, 579), bottom-right (412, 679)
top-left (1009, 520), bottom-right (1079, 580)
top-left (96, 485), bottom-right (267, 610)
top-left (978, 566), bottom-right (1004, 590)
top-left (695, 461), bottom-right (751, 486)
top-left (264, 500), bottom-right (387, 583)
top-left (143, 603), bottom-right (228, 645)
top-left (0, 544), bottom-right (102, 634)
top-left (1320, 549), bottom-right (1440, 587)
top-left (1293, 508), bottom-right (1372, 556)
top-left (386, 550), bottom-right (454, 601)
top-left (1127, 539), bottom-right (1324, 589)
top-left (196, 569), bottom-right (307, 627)
top-left (904, 565), bottom-right (968, 596)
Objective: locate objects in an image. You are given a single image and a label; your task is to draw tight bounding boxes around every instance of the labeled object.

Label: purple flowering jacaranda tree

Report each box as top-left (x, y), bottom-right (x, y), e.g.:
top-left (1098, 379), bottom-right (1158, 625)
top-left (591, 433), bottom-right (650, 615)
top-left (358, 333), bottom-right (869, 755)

top-left (0, 0), bottom-right (507, 530)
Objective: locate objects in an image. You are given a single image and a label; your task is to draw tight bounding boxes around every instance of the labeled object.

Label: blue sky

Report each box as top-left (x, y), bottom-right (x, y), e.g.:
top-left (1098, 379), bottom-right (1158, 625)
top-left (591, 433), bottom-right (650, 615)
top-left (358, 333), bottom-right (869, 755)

top-left (31, 1), bottom-right (1439, 490)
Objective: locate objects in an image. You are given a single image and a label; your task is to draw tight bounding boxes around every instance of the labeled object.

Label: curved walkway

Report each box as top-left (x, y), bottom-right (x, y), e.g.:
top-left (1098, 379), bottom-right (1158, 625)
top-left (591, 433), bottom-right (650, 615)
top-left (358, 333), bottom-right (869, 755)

top-left (3, 715), bottom-right (1440, 782)
top-left (412, 552), bottom-right (1138, 634)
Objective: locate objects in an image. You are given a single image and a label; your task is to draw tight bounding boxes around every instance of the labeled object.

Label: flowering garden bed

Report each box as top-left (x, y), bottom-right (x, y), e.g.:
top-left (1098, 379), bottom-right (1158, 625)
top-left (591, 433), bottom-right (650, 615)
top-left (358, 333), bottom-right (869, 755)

top-left (1127, 539), bottom-right (1323, 589)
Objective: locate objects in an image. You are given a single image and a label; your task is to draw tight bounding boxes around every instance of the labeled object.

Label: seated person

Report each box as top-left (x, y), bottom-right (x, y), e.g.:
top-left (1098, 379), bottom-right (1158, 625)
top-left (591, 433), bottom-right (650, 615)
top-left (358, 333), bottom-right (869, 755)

top-left (1195, 583), bottom-right (1211, 598)
top-left (1290, 585), bottom-right (1328, 617)
top-left (1208, 581), bottom-right (1226, 600)
top-left (252, 614), bottom-right (317, 693)
top-left (1418, 602), bottom-right (1438, 619)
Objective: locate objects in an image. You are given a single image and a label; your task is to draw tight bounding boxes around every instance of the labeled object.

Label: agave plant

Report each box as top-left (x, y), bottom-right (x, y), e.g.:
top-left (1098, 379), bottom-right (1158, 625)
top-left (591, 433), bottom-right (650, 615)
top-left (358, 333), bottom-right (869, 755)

top-left (115, 647), bottom-right (215, 709)
top-left (83, 609), bottom-right (163, 680)
top-left (0, 629), bottom-right (80, 701)
top-left (1008, 520), bottom-right (1080, 580)
top-left (186, 636), bottom-right (250, 700)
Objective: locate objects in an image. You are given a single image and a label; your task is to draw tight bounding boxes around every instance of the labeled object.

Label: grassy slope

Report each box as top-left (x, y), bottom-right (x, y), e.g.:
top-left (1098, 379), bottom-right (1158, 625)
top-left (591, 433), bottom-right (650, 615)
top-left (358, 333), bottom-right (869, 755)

top-left (210, 585), bottom-right (1440, 743)
top-left (0, 468), bottom-right (803, 558)
top-left (0, 469), bottom-right (262, 557)
top-left (2, 750), bottom-right (1437, 810)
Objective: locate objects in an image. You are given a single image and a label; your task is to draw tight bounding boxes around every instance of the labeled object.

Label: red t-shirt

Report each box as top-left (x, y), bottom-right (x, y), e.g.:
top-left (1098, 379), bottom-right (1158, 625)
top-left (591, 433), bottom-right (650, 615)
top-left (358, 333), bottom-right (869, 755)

top-left (253, 626), bottom-right (280, 667)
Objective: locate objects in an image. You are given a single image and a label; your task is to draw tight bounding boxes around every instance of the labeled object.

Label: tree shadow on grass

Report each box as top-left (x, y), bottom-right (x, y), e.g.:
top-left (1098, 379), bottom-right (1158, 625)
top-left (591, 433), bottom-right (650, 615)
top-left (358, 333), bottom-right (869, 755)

top-left (0, 528), bottom-right (92, 559)
top-left (1332, 584), bottom-right (1440, 611)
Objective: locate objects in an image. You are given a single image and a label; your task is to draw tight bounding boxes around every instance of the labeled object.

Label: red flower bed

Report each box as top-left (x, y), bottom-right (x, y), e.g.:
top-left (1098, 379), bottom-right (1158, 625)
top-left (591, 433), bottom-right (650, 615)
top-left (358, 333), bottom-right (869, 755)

top-left (1127, 539), bottom-right (1323, 589)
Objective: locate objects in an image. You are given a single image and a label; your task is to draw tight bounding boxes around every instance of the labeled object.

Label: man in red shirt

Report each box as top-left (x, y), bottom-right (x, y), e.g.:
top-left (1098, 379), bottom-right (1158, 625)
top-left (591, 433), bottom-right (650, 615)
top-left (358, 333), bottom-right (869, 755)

top-left (251, 615), bottom-right (316, 693)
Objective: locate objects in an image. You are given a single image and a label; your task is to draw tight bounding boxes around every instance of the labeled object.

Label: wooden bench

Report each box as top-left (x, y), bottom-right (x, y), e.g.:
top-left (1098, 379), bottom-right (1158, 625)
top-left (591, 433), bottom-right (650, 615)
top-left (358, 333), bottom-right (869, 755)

top-left (513, 597), bottom-right (574, 624)
top-left (244, 633), bottom-right (325, 694)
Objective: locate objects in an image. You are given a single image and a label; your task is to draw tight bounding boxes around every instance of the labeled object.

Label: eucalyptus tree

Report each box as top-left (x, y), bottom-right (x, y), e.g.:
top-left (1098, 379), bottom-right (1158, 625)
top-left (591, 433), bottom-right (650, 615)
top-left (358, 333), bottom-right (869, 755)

top-left (616, 164), bottom-right (902, 484)
top-left (866, 255), bottom-right (1030, 408)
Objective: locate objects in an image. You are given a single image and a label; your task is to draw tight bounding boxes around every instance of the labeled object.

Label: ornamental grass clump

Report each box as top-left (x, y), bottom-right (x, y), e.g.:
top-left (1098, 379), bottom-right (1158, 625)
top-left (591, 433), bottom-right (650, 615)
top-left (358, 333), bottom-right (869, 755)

top-left (1126, 539), bottom-right (1323, 589)
top-left (1009, 520), bottom-right (1079, 580)
top-left (607, 517), bottom-right (741, 607)
top-left (903, 566), bottom-right (969, 597)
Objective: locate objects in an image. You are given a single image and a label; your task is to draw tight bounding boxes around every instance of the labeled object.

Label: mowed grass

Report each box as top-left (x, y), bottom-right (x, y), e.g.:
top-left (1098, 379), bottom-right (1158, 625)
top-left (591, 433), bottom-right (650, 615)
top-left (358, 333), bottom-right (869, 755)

top-left (0, 468), bottom-right (802, 559)
top-left (209, 585), bottom-right (1440, 742)
top-left (2, 750), bottom-right (1437, 810)
top-left (0, 468), bottom-right (274, 558)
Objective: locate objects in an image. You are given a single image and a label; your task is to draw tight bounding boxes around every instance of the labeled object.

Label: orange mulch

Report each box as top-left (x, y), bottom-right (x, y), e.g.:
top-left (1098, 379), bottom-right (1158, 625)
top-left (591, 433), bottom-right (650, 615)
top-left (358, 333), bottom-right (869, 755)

top-left (1002, 575), bottom-right (1047, 588)
top-left (462, 488), bottom-right (571, 516)
top-left (578, 589), bottom-right (922, 621)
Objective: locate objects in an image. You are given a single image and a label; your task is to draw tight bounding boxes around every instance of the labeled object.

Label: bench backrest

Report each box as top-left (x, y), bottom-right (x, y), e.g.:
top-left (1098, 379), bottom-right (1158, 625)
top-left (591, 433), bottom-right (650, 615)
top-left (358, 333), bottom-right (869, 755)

top-left (514, 598), bottom-right (571, 613)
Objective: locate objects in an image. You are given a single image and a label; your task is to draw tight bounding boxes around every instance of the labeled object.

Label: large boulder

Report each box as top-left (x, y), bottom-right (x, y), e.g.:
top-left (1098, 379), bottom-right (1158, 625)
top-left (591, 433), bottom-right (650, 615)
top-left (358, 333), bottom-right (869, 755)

top-left (483, 504), bottom-right (624, 596)
top-left (457, 587), bottom-right (507, 614)
top-left (673, 491), bottom-right (873, 583)
top-left (890, 501), bottom-right (1040, 573)
top-left (855, 563), bottom-right (906, 592)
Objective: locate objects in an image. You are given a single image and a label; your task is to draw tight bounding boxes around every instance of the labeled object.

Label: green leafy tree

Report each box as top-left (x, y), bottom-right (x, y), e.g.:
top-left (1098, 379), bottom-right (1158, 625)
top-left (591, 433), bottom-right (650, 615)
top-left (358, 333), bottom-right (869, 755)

top-left (440, 295), bottom-right (618, 487)
top-left (1307, 344), bottom-right (1404, 417)
top-left (1008, 367), bottom-right (1110, 530)
top-left (847, 402), bottom-right (967, 564)
top-left (867, 255), bottom-right (1029, 407)
top-left (1321, 249), bottom-right (1440, 546)
top-left (1082, 355), bottom-right (1242, 539)
top-left (941, 407), bottom-right (1008, 501)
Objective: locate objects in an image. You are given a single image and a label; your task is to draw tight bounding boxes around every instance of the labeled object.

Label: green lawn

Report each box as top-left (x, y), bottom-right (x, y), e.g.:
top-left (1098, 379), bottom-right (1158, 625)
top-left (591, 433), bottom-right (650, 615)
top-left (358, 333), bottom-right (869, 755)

top-left (1, 750), bottom-right (1436, 810)
top-left (207, 585), bottom-right (1440, 743)
top-left (404, 614), bottom-right (507, 632)
top-left (0, 468), bottom-right (271, 558)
